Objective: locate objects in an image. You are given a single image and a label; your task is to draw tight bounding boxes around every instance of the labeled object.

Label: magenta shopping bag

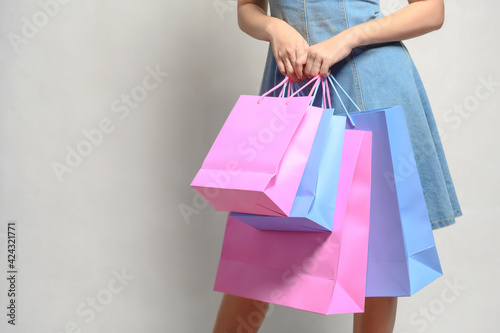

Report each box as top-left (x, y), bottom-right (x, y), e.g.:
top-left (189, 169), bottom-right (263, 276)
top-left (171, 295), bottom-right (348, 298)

top-left (214, 130), bottom-right (372, 314)
top-left (191, 77), bottom-right (323, 217)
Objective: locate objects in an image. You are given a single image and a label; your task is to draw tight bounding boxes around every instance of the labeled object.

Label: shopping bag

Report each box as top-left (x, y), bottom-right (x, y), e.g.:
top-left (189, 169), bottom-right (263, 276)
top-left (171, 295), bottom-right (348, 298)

top-left (191, 77), bottom-right (324, 217)
top-left (214, 129), bottom-right (372, 314)
top-left (324, 75), bottom-right (442, 296)
top-left (345, 107), bottom-right (442, 296)
top-left (231, 114), bottom-right (346, 232)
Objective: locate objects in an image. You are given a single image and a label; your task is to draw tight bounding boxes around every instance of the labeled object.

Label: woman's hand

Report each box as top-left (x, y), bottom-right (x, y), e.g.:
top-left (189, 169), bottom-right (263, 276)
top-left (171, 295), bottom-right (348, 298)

top-left (237, 1), bottom-right (309, 82)
top-left (296, 31), bottom-right (355, 78)
top-left (267, 19), bottom-right (309, 83)
top-left (295, 0), bottom-right (445, 78)
top-left (237, 0), bottom-right (444, 81)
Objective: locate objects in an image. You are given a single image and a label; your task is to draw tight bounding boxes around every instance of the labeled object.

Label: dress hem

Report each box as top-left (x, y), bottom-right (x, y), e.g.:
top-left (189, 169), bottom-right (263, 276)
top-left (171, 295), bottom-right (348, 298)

top-left (431, 209), bottom-right (463, 230)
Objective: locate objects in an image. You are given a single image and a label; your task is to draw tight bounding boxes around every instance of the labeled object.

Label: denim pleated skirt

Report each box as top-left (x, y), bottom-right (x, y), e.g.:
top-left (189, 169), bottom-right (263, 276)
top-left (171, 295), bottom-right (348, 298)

top-left (259, 0), bottom-right (462, 229)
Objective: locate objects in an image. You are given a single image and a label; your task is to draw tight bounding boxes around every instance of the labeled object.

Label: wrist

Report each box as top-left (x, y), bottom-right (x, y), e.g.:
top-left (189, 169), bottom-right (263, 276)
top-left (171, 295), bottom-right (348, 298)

top-left (341, 26), bottom-right (365, 49)
top-left (264, 17), bottom-right (285, 42)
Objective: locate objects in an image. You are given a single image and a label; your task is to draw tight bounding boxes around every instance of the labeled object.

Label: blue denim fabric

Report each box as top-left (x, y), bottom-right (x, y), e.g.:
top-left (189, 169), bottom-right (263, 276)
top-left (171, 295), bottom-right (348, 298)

top-left (259, 0), bottom-right (462, 229)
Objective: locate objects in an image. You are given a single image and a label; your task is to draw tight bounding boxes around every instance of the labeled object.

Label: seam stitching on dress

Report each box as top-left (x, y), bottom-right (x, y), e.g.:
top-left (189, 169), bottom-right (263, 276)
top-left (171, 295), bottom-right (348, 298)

top-left (401, 42), bottom-right (414, 69)
top-left (350, 55), bottom-right (365, 110)
top-left (302, 0), bottom-right (309, 44)
top-left (431, 210), bottom-right (462, 224)
top-left (275, 0), bottom-right (283, 20)
top-left (272, 0), bottom-right (282, 94)
top-left (339, 0), bottom-right (365, 110)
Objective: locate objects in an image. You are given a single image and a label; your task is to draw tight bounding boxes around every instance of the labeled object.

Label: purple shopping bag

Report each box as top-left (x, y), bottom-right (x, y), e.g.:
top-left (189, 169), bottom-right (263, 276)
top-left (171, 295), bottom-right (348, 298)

top-left (326, 74), bottom-right (442, 296)
top-left (346, 106), bottom-right (443, 296)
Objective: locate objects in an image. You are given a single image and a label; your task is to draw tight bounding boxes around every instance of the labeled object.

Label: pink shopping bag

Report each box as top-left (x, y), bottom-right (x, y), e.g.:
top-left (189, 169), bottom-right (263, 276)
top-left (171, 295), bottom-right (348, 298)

top-left (214, 129), bottom-right (372, 314)
top-left (191, 77), bottom-right (324, 217)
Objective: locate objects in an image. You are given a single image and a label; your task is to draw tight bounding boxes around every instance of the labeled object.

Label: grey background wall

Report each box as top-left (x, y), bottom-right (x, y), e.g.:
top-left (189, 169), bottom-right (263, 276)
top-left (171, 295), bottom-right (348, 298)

top-left (0, 0), bottom-right (497, 332)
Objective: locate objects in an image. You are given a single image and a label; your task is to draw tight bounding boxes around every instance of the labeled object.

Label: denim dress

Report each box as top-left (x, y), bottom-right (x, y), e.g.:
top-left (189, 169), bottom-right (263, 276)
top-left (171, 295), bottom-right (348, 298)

top-left (259, 0), bottom-right (462, 229)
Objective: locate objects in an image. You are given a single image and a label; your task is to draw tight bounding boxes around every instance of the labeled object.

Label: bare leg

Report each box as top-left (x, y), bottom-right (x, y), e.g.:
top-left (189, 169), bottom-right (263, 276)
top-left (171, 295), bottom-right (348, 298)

top-left (353, 297), bottom-right (398, 333)
top-left (213, 294), bottom-right (270, 333)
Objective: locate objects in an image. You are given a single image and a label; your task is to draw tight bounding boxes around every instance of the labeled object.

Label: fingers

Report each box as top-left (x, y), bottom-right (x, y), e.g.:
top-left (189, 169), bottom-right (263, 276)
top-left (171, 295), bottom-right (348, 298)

top-left (283, 57), bottom-right (295, 79)
top-left (276, 59), bottom-right (286, 76)
top-left (303, 52), bottom-right (314, 78)
top-left (278, 52), bottom-right (329, 82)
top-left (287, 72), bottom-right (302, 83)
top-left (275, 58), bottom-right (302, 83)
top-left (303, 53), bottom-right (324, 78)
top-left (310, 59), bottom-right (322, 77)
top-left (319, 61), bottom-right (331, 77)
top-left (274, 51), bottom-right (305, 83)
top-left (295, 50), bottom-right (307, 80)
top-left (287, 55), bottom-right (305, 83)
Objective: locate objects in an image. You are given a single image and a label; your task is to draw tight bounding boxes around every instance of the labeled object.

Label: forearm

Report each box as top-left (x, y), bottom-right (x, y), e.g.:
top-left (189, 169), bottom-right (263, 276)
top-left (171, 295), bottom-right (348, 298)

top-left (238, 0), bottom-right (311, 82)
top-left (237, 0), bottom-right (281, 42)
top-left (345, 0), bottom-right (445, 48)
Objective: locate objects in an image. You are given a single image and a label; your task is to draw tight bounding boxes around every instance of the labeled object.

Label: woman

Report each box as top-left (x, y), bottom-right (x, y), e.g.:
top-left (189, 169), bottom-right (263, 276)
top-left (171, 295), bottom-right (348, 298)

top-left (213, 0), bottom-right (462, 332)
